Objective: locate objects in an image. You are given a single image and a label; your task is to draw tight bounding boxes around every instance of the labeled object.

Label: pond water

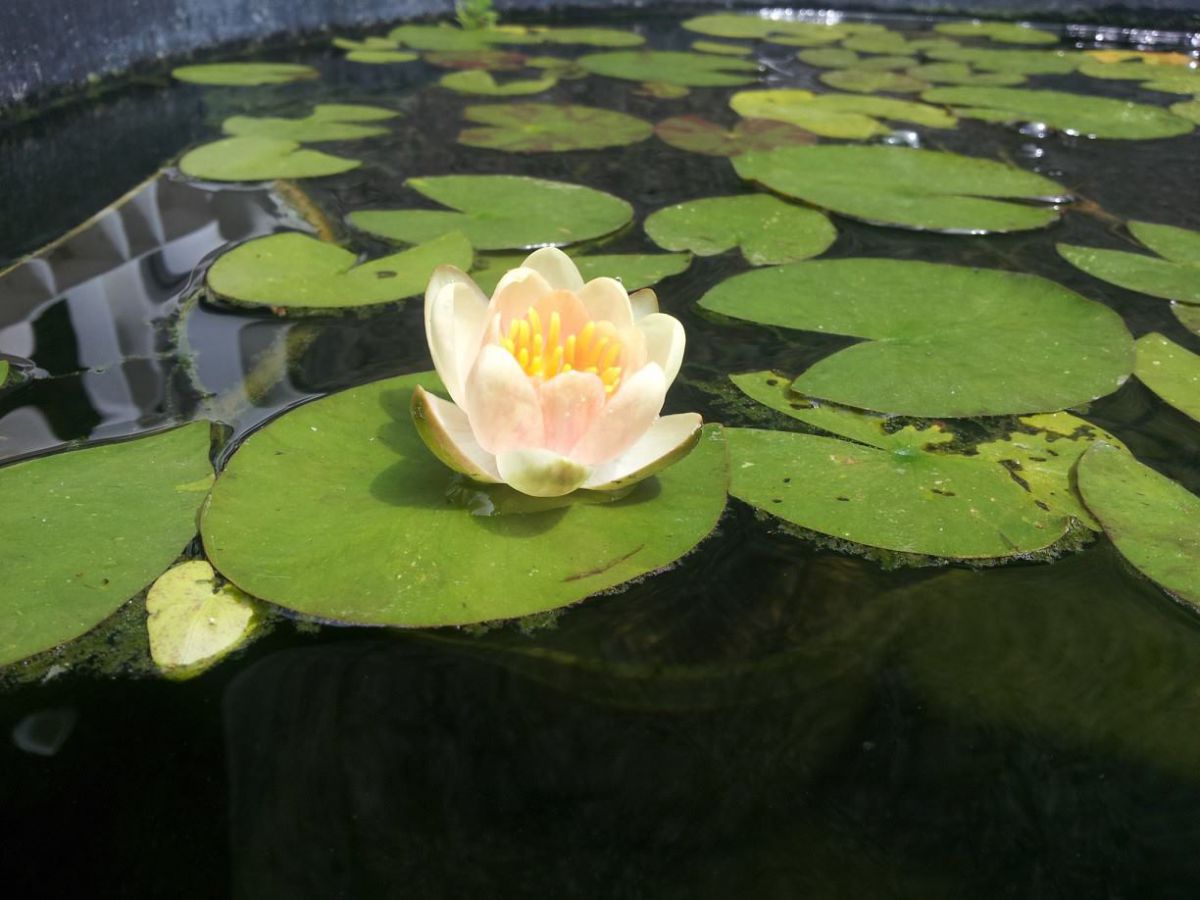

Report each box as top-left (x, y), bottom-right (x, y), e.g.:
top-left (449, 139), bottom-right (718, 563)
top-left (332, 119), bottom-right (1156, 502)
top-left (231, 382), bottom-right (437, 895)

top-left (2, 7), bottom-right (1200, 898)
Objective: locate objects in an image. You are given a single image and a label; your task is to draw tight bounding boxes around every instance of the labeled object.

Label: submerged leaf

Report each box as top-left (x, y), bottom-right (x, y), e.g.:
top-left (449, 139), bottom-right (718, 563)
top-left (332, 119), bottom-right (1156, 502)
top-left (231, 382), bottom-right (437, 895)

top-left (172, 62), bottom-right (317, 86)
top-left (457, 102), bottom-right (652, 152)
top-left (1057, 220), bottom-right (1200, 304)
top-left (654, 115), bottom-right (816, 156)
top-left (730, 89), bottom-right (954, 138)
top-left (1134, 333), bottom-right (1200, 424)
top-left (439, 70), bottom-right (557, 95)
top-left (222, 104), bottom-right (398, 142)
top-left (179, 136), bottom-right (360, 182)
top-left (578, 50), bottom-right (759, 87)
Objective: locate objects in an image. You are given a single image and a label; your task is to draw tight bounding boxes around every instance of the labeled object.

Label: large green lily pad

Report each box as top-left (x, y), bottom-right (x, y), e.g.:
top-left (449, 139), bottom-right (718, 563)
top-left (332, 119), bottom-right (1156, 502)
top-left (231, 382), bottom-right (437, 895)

top-left (644, 194), bottom-right (836, 266)
top-left (730, 89), bottom-right (955, 139)
top-left (906, 61), bottom-right (1026, 86)
top-left (1134, 333), bottom-right (1200, 424)
top-left (348, 175), bottom-right (633, 250)
top-left (0, 423), bottom-right (213, 667)
top-left (922, 86), bottom-right (1194, 139)
top-left (201, 374), bottom-right (729, 627)
top-left (934, 21), bottom-right (1058, 44)
top-left (691, 39), bottom-right (752, 56)
top-left (927, 45), bottom-right (1080, 75)
top-left (821, 68), bottom-right (928, 94)
top-left (439, 70), bottom-right (557, 95)
top-left (578, 50), bottom-right (759, 87)
top-left (1078, 60), bottom-right (1200, 95)
top-left (1170, 100), bottom-right (1200, 125)
top-left (1058, 221), bottom-right (1200, 304)
top-left (457, 103), bottom-right (652, 152)
top-left (701, 259), bottom-right (1133, 417)
top-left (470, 252), bottom-right (691, 296)
top-left (179, 136), bottom-right (360, 182)
top-left (1174, 303), bottom-right (1200, 336)
top-left (796, 48), bottom-right (916, 70)
top-left (222, 104), bottom-right (398, 142)
top-left (172, 62), bottom-right (318, 86)
top-left (207, 231), bottom-right (472, 311)
top-left (1077, 443), bottom-right (1200, 609)
top-left (733, 145), bottom-right (1065, 232)
top-left (654, 115), bottom-right (816, 157)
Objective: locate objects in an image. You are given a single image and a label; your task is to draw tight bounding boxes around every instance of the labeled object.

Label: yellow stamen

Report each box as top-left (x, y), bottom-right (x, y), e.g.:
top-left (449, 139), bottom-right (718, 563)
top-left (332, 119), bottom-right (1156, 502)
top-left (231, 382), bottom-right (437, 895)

top-left (564, 334), bottom-right (576, 367)
top-left (499, 305), bottom-right (624, 392)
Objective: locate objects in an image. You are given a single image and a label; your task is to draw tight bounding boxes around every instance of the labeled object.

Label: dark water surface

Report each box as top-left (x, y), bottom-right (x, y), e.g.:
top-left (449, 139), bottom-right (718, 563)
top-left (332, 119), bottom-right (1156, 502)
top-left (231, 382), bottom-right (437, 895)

top-left (2, 7), bottom-right (1200, 899)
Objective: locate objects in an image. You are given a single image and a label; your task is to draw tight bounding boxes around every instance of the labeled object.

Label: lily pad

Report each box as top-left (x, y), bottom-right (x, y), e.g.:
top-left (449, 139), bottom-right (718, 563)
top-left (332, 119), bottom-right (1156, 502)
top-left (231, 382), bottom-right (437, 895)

top-left (387, 24), bottom-right (536, 51)
top-left (439, 70), bottom-right (557, 96)
top-left (1169, 100), bottom-right (1200, 125)
top-left (700, 259), bottom-right (1133, 417)
top-left (681, 14), bottom-right (810, 40)
top-left (1057, 220), bottom-right (1200, 304)
top-left (841, 33), bottom-right (958, 54)
top-left (1078, 60), bottom-right (1200, 94)
top-left (0, 423), bottom-right (213, 667)
top-left (178, 136), bottom-right (360, 182)
top-left (207, 231), bottom-right (472, 312)
top-left (578, 50), bottom-right (759, 87)
top-left (424, 50), bottom-right (528, 71)
top-left (906, 62), bottom-right (1026, 86)
top-left (691, 40), bottom-right (752, 56)
top-left (654, 115), bottom-right (816, 156)
top-left (172, 62), bottom-right (318, 86)
top-left (201, 374), bottom-right (729, 627)
top-left (733, 145), bottom-right (1066, 232)
top-left (635, 82), bottom-right (691, 99)
top-left (927, 45), bottom-right (1080, 75)
top-left (645, 195), bottom-right (836, 266)
top-left (1174, 303), bottom-right (1200, 336)
top-left (797, 49), bottom-right (916, 70)
top-left (146, 560), bottom-right (261, 679)
top-left (222, 104), bottom-right (398, 142)
top-left (457, 102), bottom-right (652, 152)
top-left (530, 26), bottom-right (645, 47)
top-left (348, 175), bottom-right (633, 251)
top-left (921, 86), bottom-right (1194, 139)
top-left (333, 36), bottom-right (402, 51)
top-left (821, 69), bottom-right (928, 94)
top-left (730, 89), bottom-right (954, 138)
top-left (1077, 443), bottom-right (1200, 609)
top-left (1134, 333), bottom-right (1200, 424)
top-left (470, 252), bottom-right (691, 295)
top-left (345, 50), bottom-right (419, 64)
top-left (934, 21), bottom-right (1058, 44)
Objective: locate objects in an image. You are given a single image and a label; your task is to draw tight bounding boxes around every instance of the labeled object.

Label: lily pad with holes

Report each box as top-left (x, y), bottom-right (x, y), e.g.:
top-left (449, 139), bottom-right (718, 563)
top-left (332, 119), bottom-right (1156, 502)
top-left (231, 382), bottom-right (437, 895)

top-left (1134, 333), bottom-right (1200, 424)
top-left (730, 90), bottom-right (954, 139)
top-left (701, 259), bottom-right (1133, 417)
top-left (0, 423), bottom-right (213, 667)
top-left (440, 70), bottom-right (557, 95)
top-left (654, 115), bottom-right (816, 156)
top-left (172, 62), bottom-right (318, 86)
top-left (470, 252), bottom-right (691, 296)
top-left (921, 86), bottom-right (1194, 139)
top-left (1174, 303), bottom-right (1200, 336)
top-left (907, 62), bottom-right (1026, 86)
top-left (1077, 443), bottom-right (1200, 609)
top-left (349, 175), bottom-right (633, 251)
top-left (821, 69), bottom-right (928, 93)
top-left (578, 50), bottom-right (759, 87)
top-left (1058, 221), bottom-right (1200, 304)
top-left (734, 145), bottom-right (1065, 232)
top-left (200, 374), bottom-right (729, 627)
top-left (934, 21), bottom-right (1058, 44)
top-left (457, 102), bottom-right (653, 152)
top-left (644, 195), bottom-right (836, 266)
top-left (346, 50), bottom-right (419, 64)
top-left (179, 136), bottom-right (360, 182)
top-left (927, 45), bottom-right (1081, 75)
top-left (207, 231), bottom-right (471, 312)
top-left (222, 104), bottom-right (398, 142)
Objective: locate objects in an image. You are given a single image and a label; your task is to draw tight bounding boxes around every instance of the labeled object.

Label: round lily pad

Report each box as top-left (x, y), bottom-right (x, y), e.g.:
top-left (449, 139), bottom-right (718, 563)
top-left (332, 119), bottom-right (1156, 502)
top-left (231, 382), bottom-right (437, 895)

top-left (439, 70), bottom-right (557, 95)
top-left (578, 50), bottom-right (759, 87)
top-left (926, 45), bottom-right (1080, 75)
top-left (906, 62), bottom-right (1026, 86)
top-left (820, 69), bottom-right (928, 94)
top-left (201, 374), bottom-right (729, 627)
top-left (700, 259), bottom-right (1133, 417)
top-left (457, 103), bottom-right (652, 152)
top-left (733, 145), bottom-right (1065, 232)
top-left (179, 136), bottom-right (360, 182)
top-left (172, 62), bottom-right (318, 86)
top-left (470, 252), bottom-right (691, 296)
top-left (1058, 220), bottom-right (1200, 304)
top-left (207, 231), bottom-right (472, 312)
top-left (348, 175), bottom-right (633, 250)
top-left (654, 115), bottom-right (816, 157)
top-left (1134, 333), bottom-right (1200, 424)
top-left (644, 194), bottom-right (836, 266)
top-left (730, 89), bottom-right (955, 139)
top-left (1077, 443), bottom-right (1200, 609)
top-left (222, 104), bottom-right (398, 142)
top-left (345, 50), bottom-right (419, 64)
top-left (691, 40), bottom-right (752, 56)
top-left (0, 423), bottom-right (213, 667)
top-left (934, 21), bottom-right (1058, 44)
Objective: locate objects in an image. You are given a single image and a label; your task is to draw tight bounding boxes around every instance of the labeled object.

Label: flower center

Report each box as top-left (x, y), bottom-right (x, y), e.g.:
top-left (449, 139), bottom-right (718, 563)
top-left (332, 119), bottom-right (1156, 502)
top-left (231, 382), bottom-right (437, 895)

top-left (501, 306), bottom-right (623, 394)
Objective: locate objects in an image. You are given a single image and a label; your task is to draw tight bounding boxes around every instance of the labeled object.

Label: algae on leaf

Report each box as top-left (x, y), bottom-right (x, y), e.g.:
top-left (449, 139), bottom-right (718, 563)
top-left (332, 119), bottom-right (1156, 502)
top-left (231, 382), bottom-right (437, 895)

top-left (457, 103), bottom-right (652, 152)
top-left (1058, 220), bottom-right (1200, 305)
top-left (1133, 333), bottom-right (1200, 424)
top-left (179, 136), bottom-right (360, 182)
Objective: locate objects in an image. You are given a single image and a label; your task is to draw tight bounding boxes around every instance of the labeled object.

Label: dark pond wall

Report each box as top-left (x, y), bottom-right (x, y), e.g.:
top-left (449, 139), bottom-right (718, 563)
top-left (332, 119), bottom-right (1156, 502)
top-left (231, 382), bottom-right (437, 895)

top-left (1, 0), bottom-right (1198, 110)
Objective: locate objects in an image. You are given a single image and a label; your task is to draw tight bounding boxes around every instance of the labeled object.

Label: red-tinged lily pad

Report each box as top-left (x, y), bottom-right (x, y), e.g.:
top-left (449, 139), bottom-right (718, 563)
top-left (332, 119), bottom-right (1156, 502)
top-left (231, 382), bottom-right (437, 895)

top-left (457, 103), bottom-right (653, 153)
top-left (423, 50), bottom-right (529, 71)
top-left (655, 115), bottom-right (816, 157)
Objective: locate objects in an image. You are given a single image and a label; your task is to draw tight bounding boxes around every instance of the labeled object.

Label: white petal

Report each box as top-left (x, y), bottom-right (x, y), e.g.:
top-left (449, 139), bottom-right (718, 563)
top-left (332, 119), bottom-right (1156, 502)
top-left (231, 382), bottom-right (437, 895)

top-left (520, 247), bottom-right (584, 292)
top-left (425, 265), bottom-right (486, 350)
top-left (410, 386), bottom-right (501, 482)
top-left (577, 277), bottom-right (634, 329)
top-left (428, 282), bottom-right (490, 408)
top-left (583, 413), bottom-right (703, 490)
top-left (629, 288), bottom-right (659, 320)
top-left (464, 344), bottom-right (544, 454)
top-left (570, 363), bottom-right (667, 466)
top-left (496, 448), bottom-right (591, 497)
top-left (488, 266), bottom-right (553, 318)
top-left (636, 312), bottom-right (686, 389)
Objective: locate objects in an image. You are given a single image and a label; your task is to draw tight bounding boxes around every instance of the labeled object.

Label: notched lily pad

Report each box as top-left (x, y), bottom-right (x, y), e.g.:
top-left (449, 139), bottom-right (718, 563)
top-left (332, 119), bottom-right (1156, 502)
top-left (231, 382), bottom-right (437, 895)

top-left (730, 89), bottom-right (954, 139)
top-left (654, 115), bottom-right (816, 157)
top-left (440, 70), bottom-right (557, 95)
top-left (172, 62), bottom-right (318, 86)
top-left (470, 252), bottom-right (691, 296)
top-left (222, 104), bottom-right (398, 142)
top-left (578, 50), bottom-right (759, 87)
top-left (820, 68), bottom-right (928, 94)
top-left (457, 102), bottom-right (652, 152)
top-left (179, 136), bottom-right (360, 182)
top-left (1134, 333), bottom-right (1200, 424)
top-left (934, 21), bottom-right (1058, 44)
top-left (1058, 220), bottom-right (1200, 304)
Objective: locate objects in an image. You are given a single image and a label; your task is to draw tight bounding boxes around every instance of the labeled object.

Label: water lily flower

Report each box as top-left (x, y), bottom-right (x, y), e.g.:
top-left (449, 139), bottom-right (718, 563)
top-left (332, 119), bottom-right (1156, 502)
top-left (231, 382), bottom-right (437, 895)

top-left (412, 247), bottom-right (701, 497)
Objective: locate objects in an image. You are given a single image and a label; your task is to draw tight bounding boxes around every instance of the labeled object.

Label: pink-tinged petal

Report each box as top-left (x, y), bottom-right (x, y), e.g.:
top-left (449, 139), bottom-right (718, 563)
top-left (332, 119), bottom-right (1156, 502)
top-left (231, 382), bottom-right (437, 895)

top-left (411, 385), bottom-right (501, 482)
top-left (520, 247), bottom-right (584, 292)
top-left (583, 413), bottom-right (703, 490)
top-left (577, 277), bottom-right (634, 329)
top-left (487, 267), bottom-right (553, 331)
top-left (496, 448), bottom-right (591, 497)
top-left (636, 312), bottom-right (686, 389)
top-left (629, 288), bottom-right (659, 321)
top-left (537, 371), bottom-right (607, 454)
top-left (425, 265), bottom-right (486, 346)
top-left (428, 282), bottom-right (490, 407)
top-left (570, 362), bottom-right (667, 466)
top-left (532, 289), bottom-right (591, 339)
top-left (465, 344), bottom-right (545, 454)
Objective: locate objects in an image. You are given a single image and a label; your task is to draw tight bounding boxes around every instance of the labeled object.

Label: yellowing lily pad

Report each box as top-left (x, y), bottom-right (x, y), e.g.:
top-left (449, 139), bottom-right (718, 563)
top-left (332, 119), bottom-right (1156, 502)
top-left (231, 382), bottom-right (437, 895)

top-left (470, 252), bottom-right (691, 296)
top-left (0, 423), bottom-right (213, 667)
top-left (1058, 221), bottom-right (1200, 304)
top-left (201, 373), bottom-right (729, 627)
top-left (456, 102), bottom-right (652, 152)
top-left (654, 115), bottom-right (816, 156)
top-left (440, 70), bottom-right (557, 95)
top-left (644, 194), bottom-right (836, 266)
top-left (179, 136), bottom-right (360, 182)
top-left (730, 89), bottom-right (955, 138)
top-left (733, 145), bottom-right (1066, 232)
top-left (700, 259), bottom-right (1133, 417)
top-left (578, 50), bottom-right (759, 87)
top-left (934, 21), bottom-right (1058, 44)
top-left (927, 45), bottom-right (1080, 75)
top-left (820, 68), bottom-right (928, 94)
top-left (1077, 443), bottom-right (1200, 609)
top-left (222, 104), bottom-right (398, 142)
top-left (906, 61), bottom-right (1026, 86)
top-left (206, 231), bottom-right (472, 312)
top-left (348, 175), bottom-right (633, 250)
top-left (1134, 333), bottom-right (1200, 424)
top-left (172, 62), bottom-right (318, 86)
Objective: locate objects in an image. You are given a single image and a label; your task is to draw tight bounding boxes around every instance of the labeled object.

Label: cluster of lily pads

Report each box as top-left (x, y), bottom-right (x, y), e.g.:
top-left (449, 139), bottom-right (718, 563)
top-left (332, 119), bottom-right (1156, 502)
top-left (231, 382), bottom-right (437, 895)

top-left (3, 11), bottom-right (1199, 679)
